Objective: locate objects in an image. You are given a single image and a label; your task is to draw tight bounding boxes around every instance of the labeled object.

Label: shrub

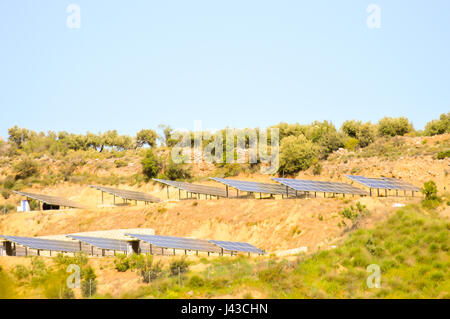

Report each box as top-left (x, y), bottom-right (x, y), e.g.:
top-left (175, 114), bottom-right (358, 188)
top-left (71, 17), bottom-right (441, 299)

top-left (163, 160), bottom-right (192, 181)
top-left (13, 158), bottom-right (39, 180)
top-left (114, 159), bottom-right (128, 168)
top-left (258, 262), bottom-right (286, 283)
top-left (114, 254), bottom-right (130, 272)
top-left (377, 117), bottom-right (413, 137)
top-left (278, 135), bottom-right (318, 175)
top-left (141, 149), bottom-right (161, 180)
top-left (312, 162), bottom-right (322, 176)
top-left (188, 275), bottom-right (205, 288)
top-left (437, 150), bottom-right (450, 160)
top-left (81, 266), bottom-right (97, 298)
top-left (344, 137), bottom-right (360, 150)
top-left (424, 113), bottom-right (450, 136)
top-left (422, 181), bottom-right (438, 200)
top-left (341, 120), bottom-right (377, 147)
top-left (169, 258), bottom-right (189, 276)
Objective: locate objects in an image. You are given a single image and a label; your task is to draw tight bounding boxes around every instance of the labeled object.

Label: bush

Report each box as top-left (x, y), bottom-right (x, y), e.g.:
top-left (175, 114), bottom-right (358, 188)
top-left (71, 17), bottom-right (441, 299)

top-left (163, 160), bottom-right (192, 181)
top-left (341, 120), bottom-right (377, 147)
top-left (437, 150), bottom-right (450, 160)
top-left (377, 117), bottom-right (413, 137)
top-left (114, 159), bottom-right (128, 168)
top-left (424, 113), bottom-right (450, 136)
top-left (188, 275), bottom-right (205, 288)
top-left (344, 137), bottom-right (360, 150)
top-left (81, 266), bottom-right (97, 298)
top-left (278, 135), bottom-right (318, 175)
top-left (169, 258), bottom-right (189, 276)
top-left (141, 149), bottom-right (161, 180)
top-left (422, 181), bottom-right (438, 200)
top-left (258, 262), bottom-right (286, 283)
top-left (13, 158), bottom-right (39, 180)
top-left (312, 162), bottom-right (322, 176)
top-left (114, 254), bottom-right (130, 272)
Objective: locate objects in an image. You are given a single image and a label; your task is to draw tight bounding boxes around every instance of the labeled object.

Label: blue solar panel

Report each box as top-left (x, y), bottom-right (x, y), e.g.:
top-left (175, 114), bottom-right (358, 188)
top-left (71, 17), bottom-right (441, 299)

top-left (210, 178), bottom-right (288, 195)
top-left (0, 235), bottom-right (81, 252)
top-left (209, 240), bottom-right (265, 254)
top-left (346, 175), bottom-right (420, 191)
top-left (67, 235), bottom-right (130, 252)
top-left (153, 179), bottom-right (227, 197)
top-left (127, 234), bottom-right (220, 253)
top-left (272, 178), bottom-right (368, 195)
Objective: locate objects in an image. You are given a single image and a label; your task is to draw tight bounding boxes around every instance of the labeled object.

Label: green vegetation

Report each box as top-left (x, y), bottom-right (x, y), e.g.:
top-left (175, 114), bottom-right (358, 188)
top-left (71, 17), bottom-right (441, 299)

top-left (377, 117), bottom-right (414, 137)
top-left (279, 135), bottom-right (318, 175)
top-left (424, 113), bottom-right (450, 136)
top-left (141, 149), bottom-right (161, 180)
top-left (421, 181), bottom-right (442, 209)
top-left (114, 204), bottom-right (449, 299)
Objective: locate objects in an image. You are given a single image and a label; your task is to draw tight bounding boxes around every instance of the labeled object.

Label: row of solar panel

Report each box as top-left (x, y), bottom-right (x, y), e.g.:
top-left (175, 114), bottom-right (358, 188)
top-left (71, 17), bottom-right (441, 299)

top-left (0, 234), bottom-right (264, 255)
top-left (14, 175), bottom-right (420, 210)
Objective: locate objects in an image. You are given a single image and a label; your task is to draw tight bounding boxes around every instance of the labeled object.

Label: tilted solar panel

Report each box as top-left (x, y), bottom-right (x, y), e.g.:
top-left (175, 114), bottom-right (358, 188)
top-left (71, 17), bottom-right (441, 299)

top-left (0, 235), bottom-right (81, 252)
top-left (13, 191), bottom-right (86, 209)
top-left (153, 179), bottom-right (227, 197)
top-left (126, 234), bottom-right (221, 253)
top-left (209, 240), bottom-right (265, 254)
top-left (210, 178), bottom-right (289, 195)
top-left (67, 235), bottom-right (130, 252)
top-left (346, 175), bottom-right (420, 191)
top-left (89, 185), bottom-right (161, 203)
top-left (272, 178), bottom-right (368, 195)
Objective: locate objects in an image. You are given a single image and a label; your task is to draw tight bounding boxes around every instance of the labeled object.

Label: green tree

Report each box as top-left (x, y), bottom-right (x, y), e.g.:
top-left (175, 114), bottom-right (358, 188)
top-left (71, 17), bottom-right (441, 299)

top-left (136, 129), bottom-right (158, 148)
top-left (424, 113), bottom-right (450, 136)
top-left (141, 149), bottom-right (161, 180)
top-left (81, 266), bottom-right (97, 298)
top-left (341, 120), bottom-right (377, 147)
top-left (163, 159), bottom-right (192, 181)
top-left (13, 158), bottom-right (39, 180)
top-left (421, 181), bottom-right (438, 200)
top-left (377, 117), bottom-right (413, 137)
top-left (8, 126), bottom-right (32, 148)
top-left (278, 135), bottom-right (318, 175)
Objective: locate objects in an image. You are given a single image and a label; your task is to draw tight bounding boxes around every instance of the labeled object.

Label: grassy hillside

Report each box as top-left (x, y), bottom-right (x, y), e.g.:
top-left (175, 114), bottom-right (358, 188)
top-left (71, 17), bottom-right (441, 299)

top-left (1, 203), bottom-right (448, 299)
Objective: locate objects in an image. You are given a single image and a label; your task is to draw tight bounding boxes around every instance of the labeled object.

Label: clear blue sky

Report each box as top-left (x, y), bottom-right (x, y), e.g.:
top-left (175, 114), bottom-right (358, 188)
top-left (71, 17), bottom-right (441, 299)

top-left (0, 1), bottom-right (449, 138)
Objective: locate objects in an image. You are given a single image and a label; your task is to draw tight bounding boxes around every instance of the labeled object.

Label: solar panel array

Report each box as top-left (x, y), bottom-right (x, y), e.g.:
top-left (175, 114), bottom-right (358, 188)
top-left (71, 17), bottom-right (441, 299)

top-left (272, 178), bottom-right (368, 195)
top-left (67, 235), bottom-right (130, 252)
top-left (209, 240), bottom-right (265, 254)
top-left (346, 175), bottom-right (420, 191)
top-left (14, 191), bottom-right (85, 209)
top-left (127, 234), bottom-right (221, 253)
top-left (210, 178), bottom-right (289, 195)
top-left (153, 179), bottom-right (227, 197)
top-left (89, 185), bottom-right (161, 203)
top-left (0, 235), bottom-right (81, 252)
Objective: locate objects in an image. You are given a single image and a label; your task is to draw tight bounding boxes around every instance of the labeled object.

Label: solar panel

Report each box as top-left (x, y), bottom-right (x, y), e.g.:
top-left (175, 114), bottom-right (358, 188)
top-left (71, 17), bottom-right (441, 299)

top-left (210, 178), bottom-right (289, 195)
top-left (126, 234), bottom-right (221, 253)
top-left (153, 179), bottom-right (227, 197)
top-left (13, 191), bottom-right (86, 209)
top-left (346, 175), bottom-right (420, 191)
top-left (209, 240), bottom-right (265, 254)
top-left (272, 178), bottom-right (368, 195)
top-left (0, 235), bottom-right (81, 252)
top-left (89, 185), bottom-right (161, 203)
top-left (67, 235), bottom-right (130, 252)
